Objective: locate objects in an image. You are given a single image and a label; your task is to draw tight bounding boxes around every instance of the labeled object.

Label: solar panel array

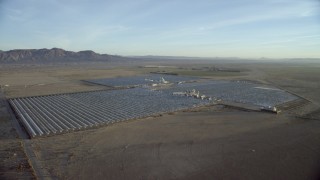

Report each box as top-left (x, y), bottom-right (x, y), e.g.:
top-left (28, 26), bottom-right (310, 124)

top-left (86, 74), bottom-right (199, 87)
top-left (9, 88), bottom-right (209, 138)
top-left (164, 81), bottom-right (298, 107)
top-left (9, 77), bottom-right (299, 138)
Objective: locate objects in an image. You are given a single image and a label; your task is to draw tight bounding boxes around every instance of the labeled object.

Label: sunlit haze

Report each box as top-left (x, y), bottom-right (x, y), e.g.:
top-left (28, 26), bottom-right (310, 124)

top-left (0, 0), bottom-right (319, 58)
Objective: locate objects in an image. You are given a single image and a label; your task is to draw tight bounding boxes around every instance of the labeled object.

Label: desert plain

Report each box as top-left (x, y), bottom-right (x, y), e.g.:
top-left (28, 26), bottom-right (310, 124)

top-left (1, 60), bottom-right (320, 180)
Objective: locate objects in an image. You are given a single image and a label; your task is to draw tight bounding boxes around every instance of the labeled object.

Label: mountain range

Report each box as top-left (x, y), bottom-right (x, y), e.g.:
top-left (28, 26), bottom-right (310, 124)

top-left (2, 48), bottom-right (319, 64)
top-left (0, 48), bottom-right (121, 63)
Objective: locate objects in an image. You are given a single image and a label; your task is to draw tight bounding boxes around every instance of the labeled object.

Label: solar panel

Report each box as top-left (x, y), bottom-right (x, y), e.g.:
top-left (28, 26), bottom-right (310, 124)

top-left (9, 88), bottom-right (209, 138)
top-left (86, 74), bottom-right (199, 87)
top-left (164, 81), bottom-right (298, 107)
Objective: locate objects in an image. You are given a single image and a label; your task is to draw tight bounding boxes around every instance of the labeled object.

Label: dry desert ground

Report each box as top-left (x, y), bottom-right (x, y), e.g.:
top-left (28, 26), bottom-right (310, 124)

top-left (1, 61), bottom-right (320, 180)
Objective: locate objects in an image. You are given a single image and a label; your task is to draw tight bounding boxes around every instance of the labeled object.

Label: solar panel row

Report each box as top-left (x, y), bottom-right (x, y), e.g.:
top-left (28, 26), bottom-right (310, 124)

top-left (87, 74), bottom-right (199, 87)
top-left (9, 88), bottom-right (210, 138)
top-left (164, 81), bottom-right (298, 107)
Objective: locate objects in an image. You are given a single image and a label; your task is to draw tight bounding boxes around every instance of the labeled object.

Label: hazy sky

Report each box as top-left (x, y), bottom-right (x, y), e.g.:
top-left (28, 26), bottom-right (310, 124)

top-left (0, 0), bottom-right (319, 58)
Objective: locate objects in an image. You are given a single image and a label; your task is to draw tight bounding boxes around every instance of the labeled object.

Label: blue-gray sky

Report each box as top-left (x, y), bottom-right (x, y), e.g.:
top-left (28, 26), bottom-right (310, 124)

top-left (0, 0), bottom-right (319, 58)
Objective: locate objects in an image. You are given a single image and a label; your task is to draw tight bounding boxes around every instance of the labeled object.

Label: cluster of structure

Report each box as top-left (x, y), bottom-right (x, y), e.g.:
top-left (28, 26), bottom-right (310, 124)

top-left (173, 89), bottom-right (213, 100)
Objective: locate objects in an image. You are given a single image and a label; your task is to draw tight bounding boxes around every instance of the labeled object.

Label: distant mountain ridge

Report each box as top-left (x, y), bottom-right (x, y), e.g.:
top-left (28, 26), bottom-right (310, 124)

top-left (0, 48), bottom-right (118, 63)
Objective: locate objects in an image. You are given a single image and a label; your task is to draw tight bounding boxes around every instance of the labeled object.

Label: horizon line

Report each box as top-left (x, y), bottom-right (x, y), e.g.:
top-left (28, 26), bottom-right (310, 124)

top-left (1, 47), bottom-right (319, 60)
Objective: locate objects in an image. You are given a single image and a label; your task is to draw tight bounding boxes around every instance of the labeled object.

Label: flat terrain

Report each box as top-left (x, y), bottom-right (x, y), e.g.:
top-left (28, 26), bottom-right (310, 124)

top-left (0, 93), bottom-right (35, 179)
top-left (31, 109), bottom-right (320, 180)
top-left (1, 61), bottom-right (320, 179)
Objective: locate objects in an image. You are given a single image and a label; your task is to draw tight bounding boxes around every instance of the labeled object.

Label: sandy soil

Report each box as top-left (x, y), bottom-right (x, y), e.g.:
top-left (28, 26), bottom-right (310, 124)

top-left (31, 108), bottom-right (320, 180)
top-left (0, 66), bottom-right (138, 98)
top-left (1, 61), bottom-right (320, 180)
top-left (0, 94), bottom-right (35, 179)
